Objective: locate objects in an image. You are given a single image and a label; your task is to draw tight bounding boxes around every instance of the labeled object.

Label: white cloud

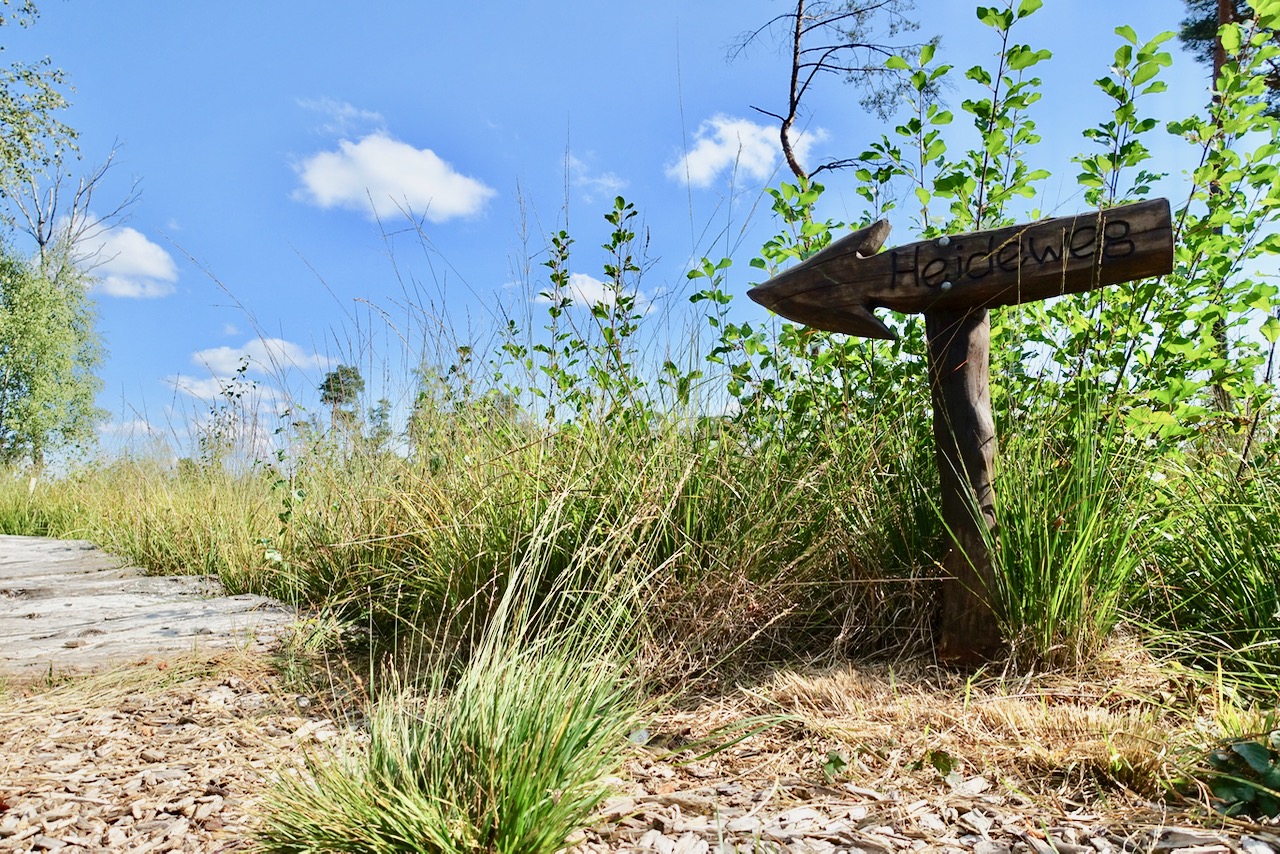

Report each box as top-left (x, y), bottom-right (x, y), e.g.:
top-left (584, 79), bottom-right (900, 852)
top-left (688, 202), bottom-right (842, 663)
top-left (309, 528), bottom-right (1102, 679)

top-left (298, 97), bottom-right (386, 137)
top-left (535, 272), bottom-right (651, 312)
top-left (222, 323), bottom-right (239, 336)
top-left (192, 337), bottom-right (333, 376)
top-left (163, 373), bottom-right (291, 405)
top-left (569, 154), bottom-right (627, 202)
top-left (666, 115), bottom-right (828, 188)
top-left (164, 374), bottom-right (256, 402)
top-left (80, 221), bottom-right (179, 298)
top-left (536, 272), bottom-right (611, 307)
top-left (167, 337), bottom-right (332, 403)
top-left (293, 132), bottom-right (496, 222)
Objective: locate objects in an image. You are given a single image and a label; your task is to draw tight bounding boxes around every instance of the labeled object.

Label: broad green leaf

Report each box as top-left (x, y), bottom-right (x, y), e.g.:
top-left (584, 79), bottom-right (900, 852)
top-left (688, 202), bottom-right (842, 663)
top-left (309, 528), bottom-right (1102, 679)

top-left (1007, 46), bottom-right (1052, 71)
top-left (966, 65), bottom-right (993, 85)
top-left (977, 6), bottom-right (1013, 29)
top-left (1255, 0), bottom-right (1280, 28)
top-left (1213, 780), bottom-right (1256, 804)
top-left (1133, 62), bottom-right (1161, 86)
top-left (1220, 23), bottom-right (1242, 55)
top-left (1115, 24), bottom-right (1138, 45)
top-left (1232, 742), bottom-right (1275, 775)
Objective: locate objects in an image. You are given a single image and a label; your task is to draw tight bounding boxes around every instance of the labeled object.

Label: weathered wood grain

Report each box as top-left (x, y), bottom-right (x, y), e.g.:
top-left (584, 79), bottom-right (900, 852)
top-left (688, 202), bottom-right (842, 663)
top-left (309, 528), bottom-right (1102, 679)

top-left (926, 310), bottom-right (1002, 663)
top-left (748, 199), bottom-right (1174, 340)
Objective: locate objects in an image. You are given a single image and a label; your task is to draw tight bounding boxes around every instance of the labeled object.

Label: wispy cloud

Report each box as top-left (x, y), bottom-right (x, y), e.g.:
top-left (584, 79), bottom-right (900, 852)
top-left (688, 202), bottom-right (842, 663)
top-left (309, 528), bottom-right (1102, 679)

top-left (298, 97), bottom-right (386, 137)
top-left (293, 132), bottom-right (496, 222)
top-left (79, 220), bottom-right (179, 298)
top-left (666, 115), bottom-right (828, 188)
top-left (569, 154), bottom-right (627, 202)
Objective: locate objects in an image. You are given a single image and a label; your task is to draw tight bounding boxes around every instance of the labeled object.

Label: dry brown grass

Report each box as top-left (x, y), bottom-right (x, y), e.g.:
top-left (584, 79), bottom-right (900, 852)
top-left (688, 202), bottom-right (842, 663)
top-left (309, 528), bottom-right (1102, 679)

top-left (645, 640), bottom-right (1244, 827)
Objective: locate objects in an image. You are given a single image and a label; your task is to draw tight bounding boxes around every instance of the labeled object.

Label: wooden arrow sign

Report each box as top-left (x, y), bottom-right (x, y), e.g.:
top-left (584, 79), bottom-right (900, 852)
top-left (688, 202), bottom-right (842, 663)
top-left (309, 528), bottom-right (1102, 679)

top-left (747, 199), bottom-right (1175, 663)
top-left (747, 198), bottom-right (1174, 339)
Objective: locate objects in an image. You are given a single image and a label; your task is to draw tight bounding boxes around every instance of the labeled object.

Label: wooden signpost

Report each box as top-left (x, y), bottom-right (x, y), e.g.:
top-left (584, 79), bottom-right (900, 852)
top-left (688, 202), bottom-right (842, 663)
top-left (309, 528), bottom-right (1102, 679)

top-left (748, 199), bottom-right (1175, 662)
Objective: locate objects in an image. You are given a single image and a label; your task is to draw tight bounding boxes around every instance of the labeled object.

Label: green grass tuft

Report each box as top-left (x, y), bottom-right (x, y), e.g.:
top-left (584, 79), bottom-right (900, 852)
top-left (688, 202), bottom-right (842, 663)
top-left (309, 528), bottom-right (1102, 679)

top-left (257, 521), bottom-right (648, 854)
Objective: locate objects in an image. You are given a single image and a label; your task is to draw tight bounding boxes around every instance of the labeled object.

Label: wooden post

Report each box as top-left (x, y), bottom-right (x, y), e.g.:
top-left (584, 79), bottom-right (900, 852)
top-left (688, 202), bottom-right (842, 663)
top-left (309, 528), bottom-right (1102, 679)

top-left (926, 309), bottom-right (1001, 662)
top-left (746, 200), bottom-right (1175, 663)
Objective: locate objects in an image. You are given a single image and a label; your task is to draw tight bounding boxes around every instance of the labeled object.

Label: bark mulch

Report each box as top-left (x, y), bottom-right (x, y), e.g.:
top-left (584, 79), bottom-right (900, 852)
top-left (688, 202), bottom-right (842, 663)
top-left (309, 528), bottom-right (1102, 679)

top-left (0, 652), bottom-right (331, 852)
top-left (3, 649), bottom-right (1279, 852)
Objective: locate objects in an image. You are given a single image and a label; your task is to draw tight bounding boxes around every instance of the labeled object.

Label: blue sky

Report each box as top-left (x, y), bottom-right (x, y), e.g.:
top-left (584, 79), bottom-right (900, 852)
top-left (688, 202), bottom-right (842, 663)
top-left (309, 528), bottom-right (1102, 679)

top-left (6, 1), bottom-right (1207, 451)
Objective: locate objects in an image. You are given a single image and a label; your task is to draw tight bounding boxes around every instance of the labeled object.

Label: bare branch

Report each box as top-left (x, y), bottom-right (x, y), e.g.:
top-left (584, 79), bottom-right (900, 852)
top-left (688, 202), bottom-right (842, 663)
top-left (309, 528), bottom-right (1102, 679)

top-left (810, 157), bottom-right (863, 178)
top-left (750, 105), bottom-right (788, 123)
top-left (727, 12), bottom-right (800, 62)
top-left (781, 0), bottom-right (808, 181)
top-left (7, 145), bottom-right (141, 288)
top-left (800, 41), bottom-right (900, 58)
top-left (735, 0), bottom-right (933, 184)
